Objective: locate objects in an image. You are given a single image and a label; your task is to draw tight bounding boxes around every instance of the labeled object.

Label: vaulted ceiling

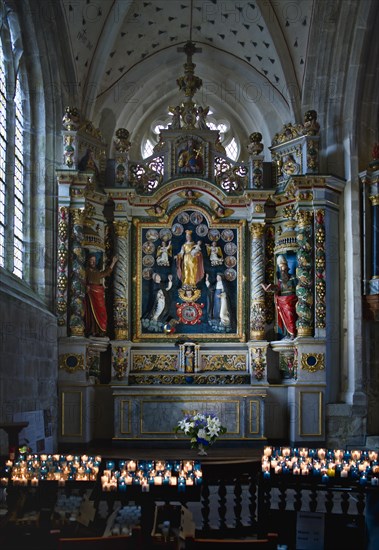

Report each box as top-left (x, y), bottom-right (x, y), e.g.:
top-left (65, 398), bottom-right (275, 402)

top-left (59, 0), bottom-right (315, 158)
top-left (58, 0), bottom-right (377, 167)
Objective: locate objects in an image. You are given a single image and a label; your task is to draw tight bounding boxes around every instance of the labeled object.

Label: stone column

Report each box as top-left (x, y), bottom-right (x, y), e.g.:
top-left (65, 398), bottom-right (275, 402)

top-left (250, 223), bottom-right (266, 340)
top-left (295, 210), bottom-right (314, 337)
top-left (69, 209), bottom-right (86, 337)
top-left (113, 221), bottom-right (129, 340)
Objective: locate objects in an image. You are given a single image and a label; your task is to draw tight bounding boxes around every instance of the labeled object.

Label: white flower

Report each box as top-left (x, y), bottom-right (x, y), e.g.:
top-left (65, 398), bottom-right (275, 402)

top-left (197, 428), bottom-right (209, 441)
top-left (175, 411), bottom-right (226, 448)
top-left (178, 419), bottom-right (192, 434)
top-left (207, 424), bottom-right (221, 438)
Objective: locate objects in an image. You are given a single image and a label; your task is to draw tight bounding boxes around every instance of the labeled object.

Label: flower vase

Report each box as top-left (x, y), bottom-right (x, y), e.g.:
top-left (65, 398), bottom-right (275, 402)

top-left (197, 444), bottom-right (208, 456)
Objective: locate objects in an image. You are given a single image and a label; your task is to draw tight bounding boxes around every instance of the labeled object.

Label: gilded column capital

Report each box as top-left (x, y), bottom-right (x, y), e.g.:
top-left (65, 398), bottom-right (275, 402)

top-left (250, 223), bottom-right (265, 239)
top-left (296, 209), bottom-right (313, 227)
top-left (70, 208), bottom-right (86, 224)
top-left (114, 220), bottom-right (129, 237)
top-left (369, 194), bottom-right (379, 207)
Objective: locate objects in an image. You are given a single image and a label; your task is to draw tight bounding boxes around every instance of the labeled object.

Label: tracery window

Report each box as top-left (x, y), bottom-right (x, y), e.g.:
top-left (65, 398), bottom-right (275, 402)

top-left (0, 12), bottom-right (27, 278)
top-left (141, 113), bottom-right (240, 161)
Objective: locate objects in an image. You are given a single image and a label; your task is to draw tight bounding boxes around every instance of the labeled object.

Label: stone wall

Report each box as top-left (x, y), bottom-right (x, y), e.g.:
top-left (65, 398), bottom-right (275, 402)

top-left (0, 288), bottom-right (58, 455)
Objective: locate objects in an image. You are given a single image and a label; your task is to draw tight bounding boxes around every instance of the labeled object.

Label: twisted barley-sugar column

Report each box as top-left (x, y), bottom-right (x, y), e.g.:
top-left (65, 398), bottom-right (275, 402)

top-left (69, 208), bottom-right (86, 336)
top-left (315, 210), bottom-right (326, 329)
top-left (296, 210), bottom-right (314, 337)
top-left (57, 206), bottom-right (69, 328)
top-left (250, 223), bottom-right (266, 340)
top-left (369, 193), bottom-right (379, 280)
top-left (113, 221), bottom-right (129, 341)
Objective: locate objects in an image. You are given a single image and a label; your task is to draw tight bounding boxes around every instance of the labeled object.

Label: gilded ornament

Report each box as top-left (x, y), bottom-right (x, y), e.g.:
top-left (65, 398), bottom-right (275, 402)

top-left (272, 122), bottom-right (304, 145)
top-left (283, 205), bottom-right (295, 220)
top-left (132, 354), bottom-right (177, 372)
top-left (296, 210), bottom-right (313, 227)
top-left (113, 346), bottom-right (128, 380)
top-left (251, 347), bottom-right (266, 380)
top-left (59, 353), bottom-right (85, 373)
top-left (58, 220), bottom-right (68, 241)
top-left (201, 354), bottom-right (246, 371)
top-left (114, 329), bottom-right (128, 340)
top-left (301, 353), bottom-right (325, 372)
top-left (369, 194), bottom-right (379, 207)
top-left (128, 373), bottom-right (250, 385)
top-left (114, 221), bottom-right (129, 237)
top-left (250, 331), bottom-right (264, 340)
top-left (297, 327), bottom-right (313, 337)
top-left (254, 204), bottom-right (264, 213)
top-left (250, 223), bottom-right (265, 239)
top-left (303, 110), bottom-right (320, 135)
top-left (114, 128), bottom-right (131, 153)
top-left (62, 107), bottom-right (80, 131)
top-left (57, 275), bottom-right (68, 291)
top-left (247, 132), bottom-right (264, 155)
top-left (70, 208), bottom-right (87, 225)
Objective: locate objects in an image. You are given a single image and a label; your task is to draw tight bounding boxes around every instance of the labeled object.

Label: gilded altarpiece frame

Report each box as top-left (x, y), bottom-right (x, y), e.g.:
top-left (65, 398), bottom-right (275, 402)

top-left (133, 206), bottom-right (245, 341)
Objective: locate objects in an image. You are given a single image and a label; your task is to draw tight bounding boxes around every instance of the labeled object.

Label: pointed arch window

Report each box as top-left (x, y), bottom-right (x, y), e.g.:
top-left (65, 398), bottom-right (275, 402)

top-left (0, 46), bottom-right (6, 267)
top-left (13, 75), bottom-right (24, 278)
top-left (0, 14), bottom-right (27, 279)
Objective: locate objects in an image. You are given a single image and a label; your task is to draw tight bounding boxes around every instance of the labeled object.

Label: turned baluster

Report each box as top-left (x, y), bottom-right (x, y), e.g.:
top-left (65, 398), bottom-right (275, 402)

top-left (340, 489), bottom-right (350, 515)
top-left (217, 478), bottom-right (227, 531)
top-left (293, 485), bottom-right (302, 512)
top-left (233, 477), bottom-right (243, 528)
top-left (248, 473), bottom-right (258, 529)
top-left (325, 489), bottom-right (334, 514)
top-left (309, 485), bottom-right (318, 512)
top-left (200, 479), bottom-right (210, 533)
top-left (356, 488), bottom-right (366, 517)
top-left (278, 482), bottom-right (287, 512)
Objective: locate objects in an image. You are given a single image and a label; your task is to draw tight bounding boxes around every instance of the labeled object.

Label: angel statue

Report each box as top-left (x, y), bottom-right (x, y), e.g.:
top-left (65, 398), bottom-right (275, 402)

top-left (145, 199), bottom-right (169, 222)
top-left (156, 239), bottom-right (172, 267)
top-left (206, 241), bottom-right (224, 266)
top-left (168, 105), bottom-right (182, 129)
top-left (178, 189), bottom-right (203, 201)
top-left (197, 106), bottom-right (209, 130)
top-left (210, 200), bottom-right (234, 221)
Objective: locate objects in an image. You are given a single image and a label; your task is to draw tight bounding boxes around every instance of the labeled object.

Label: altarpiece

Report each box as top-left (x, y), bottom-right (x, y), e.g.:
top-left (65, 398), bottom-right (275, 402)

top-left (56, 42), bottom-right (344, 447)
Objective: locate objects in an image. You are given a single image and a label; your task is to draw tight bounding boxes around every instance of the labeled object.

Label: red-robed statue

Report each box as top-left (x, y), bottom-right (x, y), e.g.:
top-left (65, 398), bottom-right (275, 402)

top-left (262, 254), bottom-right (297, 339)
top-left (85, 254), bottom-right (118, 337)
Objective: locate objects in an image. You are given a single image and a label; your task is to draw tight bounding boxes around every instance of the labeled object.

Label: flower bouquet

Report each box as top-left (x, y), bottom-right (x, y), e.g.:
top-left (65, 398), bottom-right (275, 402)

top-left (174, 412), bottom-right (227, 455)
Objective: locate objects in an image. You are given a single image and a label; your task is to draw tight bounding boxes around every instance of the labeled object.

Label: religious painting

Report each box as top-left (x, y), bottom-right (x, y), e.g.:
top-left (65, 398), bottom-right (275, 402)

top-left (134, 207), bottom-right (245, 341)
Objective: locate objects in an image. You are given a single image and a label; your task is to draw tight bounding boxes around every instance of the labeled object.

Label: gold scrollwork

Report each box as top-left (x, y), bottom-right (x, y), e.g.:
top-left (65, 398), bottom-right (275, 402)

top-left (301, 353), bottom-right (325, 372)
top-left (59, 353), bottom-right (85, 373)
top-left (132, 354), bottom-right (178, 372)
top-left (201, 354), bottom-right (246, 371)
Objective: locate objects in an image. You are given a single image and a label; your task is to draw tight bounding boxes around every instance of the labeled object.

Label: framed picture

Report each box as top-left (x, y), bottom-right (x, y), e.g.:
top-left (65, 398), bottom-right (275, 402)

top-left (133, 207), bottom-right (245, 341)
